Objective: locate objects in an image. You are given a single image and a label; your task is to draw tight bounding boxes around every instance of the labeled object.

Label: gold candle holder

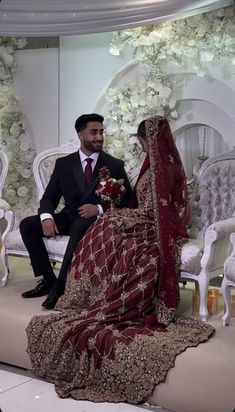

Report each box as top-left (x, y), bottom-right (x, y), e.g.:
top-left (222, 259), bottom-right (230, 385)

top-left (193, 288), bottom-right (219, 316)
top-left (207, 289), bottom-right (219, 315)
top-left (224, 295), bottom-right (235, 317)
top-left (232, 295), bottom-right (235, 317)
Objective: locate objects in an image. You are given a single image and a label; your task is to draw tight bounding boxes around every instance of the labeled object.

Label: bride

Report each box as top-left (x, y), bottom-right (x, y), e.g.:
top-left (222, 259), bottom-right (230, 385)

top-left (26, 116), bottom-right (214, 403)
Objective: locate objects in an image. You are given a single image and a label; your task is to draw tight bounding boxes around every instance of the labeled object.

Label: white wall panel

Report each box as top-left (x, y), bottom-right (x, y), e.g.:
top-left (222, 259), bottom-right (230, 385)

top-left (59, 33), bottom-right (131, 144)
top-left (14, 48), bottom-right (59, 153)
top-left (12, 34), bottom-right (235, 160)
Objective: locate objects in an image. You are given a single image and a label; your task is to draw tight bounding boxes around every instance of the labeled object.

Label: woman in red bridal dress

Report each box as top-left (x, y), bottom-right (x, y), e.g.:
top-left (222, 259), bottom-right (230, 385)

top-left (26, 116), bottom-right (214, 403)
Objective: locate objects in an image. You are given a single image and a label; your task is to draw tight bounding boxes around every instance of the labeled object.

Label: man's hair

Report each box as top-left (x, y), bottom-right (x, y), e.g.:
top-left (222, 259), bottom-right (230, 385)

top-left (75, 113), bottom-right (104, 133)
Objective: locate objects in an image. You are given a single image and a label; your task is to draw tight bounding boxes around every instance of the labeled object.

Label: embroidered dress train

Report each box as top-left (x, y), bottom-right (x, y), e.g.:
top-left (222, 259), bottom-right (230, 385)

top-left (26, 117), bottom-right (214, 403)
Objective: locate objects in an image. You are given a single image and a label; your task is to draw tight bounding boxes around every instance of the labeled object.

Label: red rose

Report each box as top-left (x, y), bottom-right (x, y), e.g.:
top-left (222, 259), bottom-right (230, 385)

top-left (96, 174), bottom-right (126, 205)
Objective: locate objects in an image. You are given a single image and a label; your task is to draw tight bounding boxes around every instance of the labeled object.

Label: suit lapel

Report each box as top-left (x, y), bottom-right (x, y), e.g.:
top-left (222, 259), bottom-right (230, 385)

top-left (92, 151), bottom-right (105, 180)
top-left (72, 151), bottom-right (86, 194)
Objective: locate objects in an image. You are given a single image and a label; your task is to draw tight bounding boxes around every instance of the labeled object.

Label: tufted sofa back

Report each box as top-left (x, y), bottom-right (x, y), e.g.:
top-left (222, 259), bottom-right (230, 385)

top-left (33, 141), bottom-right (79, 202)
top-left (189, 149), bottom-right (235, 240)
top-left (33, 145), bottom-right (235, 241)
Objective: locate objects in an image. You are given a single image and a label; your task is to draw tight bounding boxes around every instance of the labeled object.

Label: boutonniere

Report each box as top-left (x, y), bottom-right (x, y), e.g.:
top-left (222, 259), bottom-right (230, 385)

top-left (96, 166), bottom-right (126, 206)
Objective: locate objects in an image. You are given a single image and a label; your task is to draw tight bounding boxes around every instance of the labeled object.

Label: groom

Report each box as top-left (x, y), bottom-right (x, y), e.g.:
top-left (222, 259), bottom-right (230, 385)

top-left (20, 113), bottom-right (132, 309)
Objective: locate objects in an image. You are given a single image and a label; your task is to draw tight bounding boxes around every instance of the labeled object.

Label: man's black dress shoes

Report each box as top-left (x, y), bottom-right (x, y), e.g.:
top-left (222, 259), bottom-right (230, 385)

top-left (42, 282), bottom-right (65, 310)
top-left (22, 279), bottom-right (54, 298)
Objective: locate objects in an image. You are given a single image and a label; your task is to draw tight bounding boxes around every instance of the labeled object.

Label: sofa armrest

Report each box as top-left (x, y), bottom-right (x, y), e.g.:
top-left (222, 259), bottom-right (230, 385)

top-left (230, 232), bottom-right (235, 248)
top-left (207, 218), bottom-right (235, 241)
top-left (223, 232), bottom-right (235, 283)
top-left (0, 199), bottom-right (15, 242)
top-left (0, 199), bottom-right (11, 218)
top-left (201, 218), bottom-right (235, 270)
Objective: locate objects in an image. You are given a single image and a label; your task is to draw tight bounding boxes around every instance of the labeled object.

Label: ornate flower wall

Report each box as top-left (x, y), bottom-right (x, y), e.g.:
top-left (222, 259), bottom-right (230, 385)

top-left (105, 6), bottom-right (235, 173)
top-left (0, 37), bottom-right (36, 215)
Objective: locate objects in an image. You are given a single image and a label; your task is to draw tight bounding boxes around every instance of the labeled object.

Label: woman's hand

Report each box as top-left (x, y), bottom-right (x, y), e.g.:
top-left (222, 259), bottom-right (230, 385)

top-left (78, 204), bottom-right (99, 218)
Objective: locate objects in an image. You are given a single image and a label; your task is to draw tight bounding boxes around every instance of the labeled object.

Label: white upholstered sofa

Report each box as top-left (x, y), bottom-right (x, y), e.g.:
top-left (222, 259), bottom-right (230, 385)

top-left (0, 141), bottom-right (79, 286)
top-left (179, 149), bottom-right (235, 321)
top-left (131, 148), bottom-right (235, 321)
top-left (1, 146), bottom-right (235, 322)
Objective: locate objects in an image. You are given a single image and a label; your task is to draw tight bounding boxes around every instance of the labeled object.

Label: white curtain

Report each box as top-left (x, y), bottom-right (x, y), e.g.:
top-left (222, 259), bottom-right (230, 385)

top-left (0, 0), bottom-right (233, 36)
top-left (175, 125), bottom-right (229, 178)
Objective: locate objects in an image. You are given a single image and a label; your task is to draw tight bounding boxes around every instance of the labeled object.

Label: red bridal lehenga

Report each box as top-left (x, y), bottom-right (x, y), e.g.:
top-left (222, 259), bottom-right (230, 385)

top-left (26, 117), bottom-right (214, 403)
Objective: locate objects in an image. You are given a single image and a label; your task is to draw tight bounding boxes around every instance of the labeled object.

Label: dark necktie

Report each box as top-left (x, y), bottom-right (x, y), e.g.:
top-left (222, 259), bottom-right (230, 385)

top-left (84, 158), bottom-right (93, 185)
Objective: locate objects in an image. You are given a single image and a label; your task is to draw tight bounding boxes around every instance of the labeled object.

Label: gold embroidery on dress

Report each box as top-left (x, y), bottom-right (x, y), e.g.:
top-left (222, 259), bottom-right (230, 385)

top-left (106, 169), bottom-right (154, 233)
top-left (26, 163), bottom-right (214, 405)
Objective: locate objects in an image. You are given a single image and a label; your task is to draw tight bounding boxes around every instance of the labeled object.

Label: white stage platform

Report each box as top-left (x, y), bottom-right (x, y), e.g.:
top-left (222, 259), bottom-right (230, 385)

top-left (0, 257), bottom-right (235, 412)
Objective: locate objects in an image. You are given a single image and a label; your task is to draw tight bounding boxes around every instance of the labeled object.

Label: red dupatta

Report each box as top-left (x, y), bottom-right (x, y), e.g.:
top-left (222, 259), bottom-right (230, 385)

top-left (146, 117), bottom-right (189, 321)
top-left (130, 117), bottom-right (189, 322)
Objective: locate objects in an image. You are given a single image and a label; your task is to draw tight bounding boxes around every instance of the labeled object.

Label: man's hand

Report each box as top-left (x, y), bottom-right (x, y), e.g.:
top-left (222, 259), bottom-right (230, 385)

top-left (42, 218), bottom-right (59, 237)
top-left (78, 204), bottom-right (98, 218)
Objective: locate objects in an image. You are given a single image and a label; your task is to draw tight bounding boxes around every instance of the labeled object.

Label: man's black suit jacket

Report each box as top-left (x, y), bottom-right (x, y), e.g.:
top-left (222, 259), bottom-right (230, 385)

top-left (38, 150), bottom-right (132, 221)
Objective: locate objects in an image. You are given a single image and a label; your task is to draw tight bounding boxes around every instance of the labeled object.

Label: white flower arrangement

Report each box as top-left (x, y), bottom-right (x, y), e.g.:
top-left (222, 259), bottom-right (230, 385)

top-left (0, 37), bottom-right (36, 216)
top-left (105, 5), bottom-right (235, 174)
top-left (104, 77), bottom-right (179, 172)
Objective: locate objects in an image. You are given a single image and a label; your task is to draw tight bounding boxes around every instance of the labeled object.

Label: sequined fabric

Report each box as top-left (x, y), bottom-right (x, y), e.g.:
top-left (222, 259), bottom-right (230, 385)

top-left (26, 169), bottom-right (214, 403)
top-left (26, 118), bottom-right (214, 404)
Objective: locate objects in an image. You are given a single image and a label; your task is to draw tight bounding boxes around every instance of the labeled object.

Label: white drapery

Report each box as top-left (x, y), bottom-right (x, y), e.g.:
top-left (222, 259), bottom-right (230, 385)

top-left (0, 0), bottom-right (233, 36)
top-left (176, 125), bottom-right (229, 178)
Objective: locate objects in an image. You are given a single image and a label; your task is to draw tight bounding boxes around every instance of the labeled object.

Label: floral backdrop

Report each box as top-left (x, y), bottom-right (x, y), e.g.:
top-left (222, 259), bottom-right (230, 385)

top-left (0, 37), bottom-right (36, 217)
top-left (0, 5), bottom-right (235, 211)
top-left (104, 5), bottom-right (235, 174)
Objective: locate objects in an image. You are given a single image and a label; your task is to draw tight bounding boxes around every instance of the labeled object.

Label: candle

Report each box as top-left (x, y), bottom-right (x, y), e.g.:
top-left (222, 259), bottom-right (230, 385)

top-left (224, 294), bottom-right (235, 317)
top-left (193, 288), bottom-right (219, 316)
top-left (207, 289), bottom-right (219, 315)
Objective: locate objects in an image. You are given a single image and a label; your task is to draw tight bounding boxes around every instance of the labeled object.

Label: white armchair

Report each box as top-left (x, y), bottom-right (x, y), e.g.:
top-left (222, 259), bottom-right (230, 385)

top-left (0, 141), bottom-right (79, 286)
top-left (221, 231), bottom-right (235, 326)
top-left (180, 149), bottom-right (235, 321)
top-left (115, 149), bottom-right (235, 322)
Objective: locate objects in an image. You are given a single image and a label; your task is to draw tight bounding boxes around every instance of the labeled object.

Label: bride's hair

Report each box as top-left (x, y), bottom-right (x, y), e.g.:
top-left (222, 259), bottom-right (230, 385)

top-left (137, 120), bottom-right (146, 139)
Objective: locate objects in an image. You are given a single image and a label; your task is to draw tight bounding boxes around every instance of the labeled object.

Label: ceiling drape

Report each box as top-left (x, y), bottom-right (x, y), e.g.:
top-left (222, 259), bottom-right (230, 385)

top-left (0, 0), bottom-right (233, 36)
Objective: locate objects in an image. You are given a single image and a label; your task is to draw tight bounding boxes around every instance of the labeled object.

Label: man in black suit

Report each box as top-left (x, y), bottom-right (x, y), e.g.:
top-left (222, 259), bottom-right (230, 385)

top-left (20, 113), bottom-right (132, 309)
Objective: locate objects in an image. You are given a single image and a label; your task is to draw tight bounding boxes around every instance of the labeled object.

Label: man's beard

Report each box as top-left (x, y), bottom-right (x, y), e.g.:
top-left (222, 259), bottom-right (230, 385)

top-left (84, 141), bottom-right (103, 153)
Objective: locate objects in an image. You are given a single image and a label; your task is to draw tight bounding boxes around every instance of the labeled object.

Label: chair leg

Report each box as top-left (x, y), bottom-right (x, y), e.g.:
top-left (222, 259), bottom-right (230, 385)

top-left (198, 273), bottom-right (209, 322)
top-left (0, 245), bottom-right (10, 286)
top-left (221, 277), bottom-right (232, 326)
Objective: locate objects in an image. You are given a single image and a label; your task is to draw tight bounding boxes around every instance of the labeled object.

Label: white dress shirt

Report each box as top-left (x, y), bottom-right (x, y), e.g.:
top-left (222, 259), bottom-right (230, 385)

top-left (79, 149), bottom-right (99, 172)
